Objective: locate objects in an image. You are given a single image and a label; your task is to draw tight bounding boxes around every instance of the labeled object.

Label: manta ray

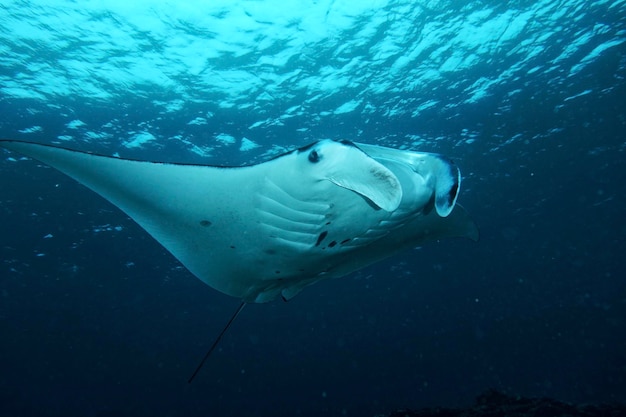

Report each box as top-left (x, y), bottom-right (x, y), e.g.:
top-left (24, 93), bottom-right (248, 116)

top-left (0, 139), bottom-right (478, 380)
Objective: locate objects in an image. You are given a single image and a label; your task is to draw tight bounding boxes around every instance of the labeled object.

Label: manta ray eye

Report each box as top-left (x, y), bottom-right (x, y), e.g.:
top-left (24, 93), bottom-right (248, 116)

top-left (308, 150), bottom-right (321, 163)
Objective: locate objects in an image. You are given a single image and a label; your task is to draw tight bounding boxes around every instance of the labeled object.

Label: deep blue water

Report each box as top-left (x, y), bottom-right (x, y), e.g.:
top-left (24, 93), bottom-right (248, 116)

top-left (1, 1), bottom-right (625, 416)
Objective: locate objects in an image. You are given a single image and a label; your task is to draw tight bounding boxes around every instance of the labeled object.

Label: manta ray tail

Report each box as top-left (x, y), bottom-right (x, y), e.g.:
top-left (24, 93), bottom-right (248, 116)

top-left (188, 301), bottom-right (247, 383)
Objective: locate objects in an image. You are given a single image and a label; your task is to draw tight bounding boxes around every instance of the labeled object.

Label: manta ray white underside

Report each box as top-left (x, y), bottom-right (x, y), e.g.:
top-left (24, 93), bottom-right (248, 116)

top-left (0, 139), bottom-right (478, 303)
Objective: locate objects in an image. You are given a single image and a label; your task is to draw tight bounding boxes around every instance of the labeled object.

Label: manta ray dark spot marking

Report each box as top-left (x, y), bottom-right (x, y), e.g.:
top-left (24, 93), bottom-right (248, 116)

top-left (328, 241), bottom-right (337, 248)
top-left (230, 245), bottom-right (236, 249)
top-left (308, 150), bottom-right (321, 163)
top-left (199, 220), bottom-right (212, 227)
top-left (340, 238), bottom-right (351, 245)
top-left (275, 270), bottom-right (281, 274)
top-left (315, 231), bottom-right (328, 247)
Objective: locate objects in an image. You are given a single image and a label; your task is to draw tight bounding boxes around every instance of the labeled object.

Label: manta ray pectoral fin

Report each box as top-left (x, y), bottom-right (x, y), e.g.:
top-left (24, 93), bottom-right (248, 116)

top-left (326, 146), bottom-right (402, 212)
top-left (0, 139), bottom-right (254, 298)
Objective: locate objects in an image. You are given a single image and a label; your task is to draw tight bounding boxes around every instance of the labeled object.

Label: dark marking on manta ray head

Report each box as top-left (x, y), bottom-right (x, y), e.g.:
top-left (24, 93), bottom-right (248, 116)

top-left (199, 220), bottom-right (212, 227)
top-left (230, 245), bottom-right (236, 249)
top-left (340, 238), bottom-right (351, 245)
top-left (275, 270), bottom-right (281, 274)
top-left (315, 231), bottom-right (328, 247)
top-left (328, 240), bottom-right (337, 248)
top-left (265, 249), bottom-right (277, 255)
top-left (308, 150), bottom-right (321, 163)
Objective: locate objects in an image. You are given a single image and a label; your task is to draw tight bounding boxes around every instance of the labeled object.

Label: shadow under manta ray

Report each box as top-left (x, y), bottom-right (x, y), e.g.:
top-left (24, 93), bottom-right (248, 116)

top-left (0, 138), bottom-right (478, 381)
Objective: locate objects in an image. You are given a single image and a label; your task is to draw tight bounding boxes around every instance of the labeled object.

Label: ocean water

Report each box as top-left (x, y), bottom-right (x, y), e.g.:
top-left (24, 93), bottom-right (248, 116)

top-left (0, 0), bottom-right (625, 416)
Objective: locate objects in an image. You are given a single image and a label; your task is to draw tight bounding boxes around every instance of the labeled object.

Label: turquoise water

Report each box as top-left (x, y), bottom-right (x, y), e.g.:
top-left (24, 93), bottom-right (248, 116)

top-left (1, 1), bottom-right (625, 416)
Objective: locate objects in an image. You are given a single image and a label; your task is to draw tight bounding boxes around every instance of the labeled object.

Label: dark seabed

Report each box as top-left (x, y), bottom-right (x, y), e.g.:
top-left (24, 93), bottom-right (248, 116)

top-left (1, 1), bottom-right (625, 416)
